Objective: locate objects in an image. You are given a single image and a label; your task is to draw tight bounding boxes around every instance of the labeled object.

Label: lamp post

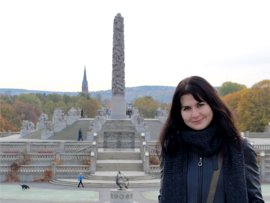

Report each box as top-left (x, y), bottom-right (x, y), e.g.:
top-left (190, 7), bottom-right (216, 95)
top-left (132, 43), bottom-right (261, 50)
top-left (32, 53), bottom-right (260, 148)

top-left (260, 151), bottom-right (266, 181)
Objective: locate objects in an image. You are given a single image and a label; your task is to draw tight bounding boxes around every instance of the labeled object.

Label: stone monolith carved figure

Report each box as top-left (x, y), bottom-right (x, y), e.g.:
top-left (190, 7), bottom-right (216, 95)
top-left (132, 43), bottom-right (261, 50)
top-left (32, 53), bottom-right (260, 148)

top-left (110, 13), bottom-right (126, 119)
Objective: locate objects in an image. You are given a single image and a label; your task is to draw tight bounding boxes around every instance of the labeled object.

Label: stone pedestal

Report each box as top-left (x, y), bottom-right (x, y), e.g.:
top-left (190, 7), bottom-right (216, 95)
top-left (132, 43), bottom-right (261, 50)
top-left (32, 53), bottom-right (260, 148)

top-left (109, 189), bottom-right (136, 203)
top-left (94, 124), bottom-right (102, 132)
top-left (36, 122), bottom-right (45, 131)
top-left (41, 131), bottom-right (54, 139)
top-left (87, 132), bottom-right (94, 141)
top-left (54, 122), bottom-right (66, 132)
top-left (67, 116), bottom-right (78, 125)
top-left (135, 124), bottom-right (144, 133)
top-left (110, 95), bottom-right (126, 119)
top-left (145, 132), bottom-right (151, 141)
top-left (20, 130), bottom-right (34, 138)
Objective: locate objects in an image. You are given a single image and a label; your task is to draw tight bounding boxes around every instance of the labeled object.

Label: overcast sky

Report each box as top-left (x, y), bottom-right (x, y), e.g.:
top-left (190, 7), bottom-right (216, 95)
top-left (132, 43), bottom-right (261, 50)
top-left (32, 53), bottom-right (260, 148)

top-left (1, 0), bottom-right (269, 92)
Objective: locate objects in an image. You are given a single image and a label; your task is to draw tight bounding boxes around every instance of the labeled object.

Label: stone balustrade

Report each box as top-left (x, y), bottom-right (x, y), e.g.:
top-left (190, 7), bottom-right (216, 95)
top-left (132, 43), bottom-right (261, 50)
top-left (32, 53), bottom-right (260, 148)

top-left (0, 141), bottom-right (93, 153)
top-left (56, 165), bottom-right (90, 173)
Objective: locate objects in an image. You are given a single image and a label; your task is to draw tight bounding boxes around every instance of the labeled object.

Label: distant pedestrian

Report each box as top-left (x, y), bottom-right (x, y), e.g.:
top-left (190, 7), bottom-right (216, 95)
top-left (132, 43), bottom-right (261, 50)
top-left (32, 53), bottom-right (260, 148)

top-left (78, 173), bottom-right (84, 187)
top-left (78, 128), bottom-right (83, 141)
top-left (81, 109), bottom-right (83, 118)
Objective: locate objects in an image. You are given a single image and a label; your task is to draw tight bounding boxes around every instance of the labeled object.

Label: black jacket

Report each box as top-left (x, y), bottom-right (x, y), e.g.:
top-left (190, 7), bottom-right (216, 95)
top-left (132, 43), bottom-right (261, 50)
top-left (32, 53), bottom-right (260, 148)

top-left (159, 138), bottom-right (264, 203)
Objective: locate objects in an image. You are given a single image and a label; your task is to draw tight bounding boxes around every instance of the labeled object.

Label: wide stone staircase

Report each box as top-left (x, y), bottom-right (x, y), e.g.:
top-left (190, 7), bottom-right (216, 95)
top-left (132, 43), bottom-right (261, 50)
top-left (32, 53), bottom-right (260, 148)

top-left (50, 119), bottom-right (161, 188)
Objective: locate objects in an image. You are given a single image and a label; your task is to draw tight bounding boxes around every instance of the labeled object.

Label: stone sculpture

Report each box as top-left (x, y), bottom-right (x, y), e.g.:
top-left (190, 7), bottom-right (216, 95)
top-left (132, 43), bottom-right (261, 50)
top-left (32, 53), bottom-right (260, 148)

top-left (68, 107), bottom-right (78, 116)
top-left (36, 113), bottom-right (49, 130)
top-left (38, 113), bottom-right (48, 122)
top-left (21, 120), bottom-right (35, 131)
top-left (155, 107), bottom-right (168, 123)
top-left (110, 13), bottom-right (126, 119)
top-left (52, 108), bottom-right (66, 132)
top-left (67, 107), bottom-right (79, 125)
top-left (41, 121), bottom-right (54, 139)
top-left (87, 121), bottom-right (94, 141)
top-left (20, 120), bottom-right (35, 138)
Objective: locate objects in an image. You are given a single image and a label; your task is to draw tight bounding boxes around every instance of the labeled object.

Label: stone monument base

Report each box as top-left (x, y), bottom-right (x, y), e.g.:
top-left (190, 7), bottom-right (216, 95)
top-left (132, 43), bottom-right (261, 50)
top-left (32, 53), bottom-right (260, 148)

top-left (36, 122), bottom-right (45, 131)
top-left (110, 95), bottom-right (126, 119)
top-left (94, 124), bottom-right (102, 132)
top-left (87, 132), bottom-right (94, 141)
top-left (54, 122), bottom-right (67, 132)
top-left (99, 117), bottom-right (106, 125)
top-left (41, 131), bottom-right (54, 139)
top-left (108, 189), bottom-right (137, 203)
top-left (20, 130), bottom-right (34, 138)
top-left (145, 131), bottom-right (151, 141)
top-left (135, 124), bottom-right (144, 133)
top-left (67, 116), bottom-right (78, 125)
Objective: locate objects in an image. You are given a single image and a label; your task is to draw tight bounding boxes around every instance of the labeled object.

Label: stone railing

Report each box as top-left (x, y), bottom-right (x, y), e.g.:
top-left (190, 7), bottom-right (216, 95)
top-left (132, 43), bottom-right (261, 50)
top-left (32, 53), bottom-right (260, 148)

top-left (56, 165), bottom-right (90, 173)
top-left (0, 131), bottom-right (20, 138)
top-left (245, 131), bottom-right (270, 138)
top-left (0, 153), bottom-right (20, 161)
top-left (0, 141), bottom-right (93, 153)
top-left (150, 165), bottom-right (160, 173)
top-left (253, 144), bottom-right (270, 153)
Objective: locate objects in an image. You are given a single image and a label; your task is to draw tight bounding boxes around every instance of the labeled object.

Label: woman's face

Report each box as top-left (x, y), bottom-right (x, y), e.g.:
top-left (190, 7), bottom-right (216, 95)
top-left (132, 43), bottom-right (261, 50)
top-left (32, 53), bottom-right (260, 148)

top-left (180, 94), bottom-right (213, 131)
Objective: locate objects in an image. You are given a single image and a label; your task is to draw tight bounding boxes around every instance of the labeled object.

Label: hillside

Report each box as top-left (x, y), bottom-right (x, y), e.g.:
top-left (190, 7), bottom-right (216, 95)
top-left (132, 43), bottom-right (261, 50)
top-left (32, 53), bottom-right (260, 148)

top-left (1, 86), bottom-right (219, 103)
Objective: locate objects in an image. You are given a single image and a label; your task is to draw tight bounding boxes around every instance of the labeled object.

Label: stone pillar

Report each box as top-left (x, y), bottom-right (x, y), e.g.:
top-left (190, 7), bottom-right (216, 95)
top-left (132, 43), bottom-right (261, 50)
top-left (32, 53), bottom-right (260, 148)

top-left (51, 162), bottom-right (56, 179)
top-left (26, 142), bottom-right (31, 153)
top-left (92, 141), bottom-right (97, 158)
top-left (7, 130), bottom-right (11, 136)
top-left (245, 131), bottom-right (249, 138)
top-left (90, 152), bottom-right (96, 174)
top-left (268, 123), bottom-right (270, 136)
top-left (260, 151), bottom-right (266, 181)
top-left (93, 133), bottom-right (98, 142)
top-left (144, 151), bottom-right (150, 174)
top-left (60, 142), bottom-right (65, 153)
top-left (56, 152), bottom-right (60, 163)
top-left (110, 13), bottom-right (126, 119)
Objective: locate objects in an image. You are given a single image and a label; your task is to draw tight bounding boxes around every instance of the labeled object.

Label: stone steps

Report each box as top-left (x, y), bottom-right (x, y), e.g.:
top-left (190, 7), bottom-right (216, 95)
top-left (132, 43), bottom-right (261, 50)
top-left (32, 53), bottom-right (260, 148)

top-left (97, 151), bottom-right (141, 160)
top-left (50, 178), bottom-right (160, 188)
top-left (96, 160), bottom-right (143, 171)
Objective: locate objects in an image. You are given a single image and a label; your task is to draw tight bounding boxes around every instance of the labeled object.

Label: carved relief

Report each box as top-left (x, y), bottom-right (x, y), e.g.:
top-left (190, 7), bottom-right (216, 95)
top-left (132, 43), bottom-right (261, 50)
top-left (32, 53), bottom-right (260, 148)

top-left (112, 13), bottom-right (125, 96)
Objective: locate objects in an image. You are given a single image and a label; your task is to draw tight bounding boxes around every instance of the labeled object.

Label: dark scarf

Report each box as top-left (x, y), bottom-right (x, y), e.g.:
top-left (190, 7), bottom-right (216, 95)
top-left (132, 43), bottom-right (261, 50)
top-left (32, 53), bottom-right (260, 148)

top-left (160, 125), bottom-right (248, 203)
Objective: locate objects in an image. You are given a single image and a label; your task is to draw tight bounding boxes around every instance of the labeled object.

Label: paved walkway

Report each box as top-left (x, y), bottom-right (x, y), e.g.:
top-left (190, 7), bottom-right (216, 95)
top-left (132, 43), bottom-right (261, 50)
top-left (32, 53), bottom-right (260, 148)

top-left (1, 182), bottom-right (270, 203)
top-left (0, 183), bottom-right (159, 203)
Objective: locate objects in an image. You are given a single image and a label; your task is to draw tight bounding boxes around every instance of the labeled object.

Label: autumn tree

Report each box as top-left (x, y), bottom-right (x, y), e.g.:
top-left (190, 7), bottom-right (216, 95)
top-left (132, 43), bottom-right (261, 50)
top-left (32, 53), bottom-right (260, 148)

top-left (13, 101), bottom-right (42, 125)
top-left (218, 82), bottom-right (247, 97)
top-left (82, 98), bottom-right (102, 118)
top-left (132, 96), bottom-right (158, 118)
top-left (223, 80), bottom-right (270, 132)
top-left (0, 105), bottom-right (22, 131)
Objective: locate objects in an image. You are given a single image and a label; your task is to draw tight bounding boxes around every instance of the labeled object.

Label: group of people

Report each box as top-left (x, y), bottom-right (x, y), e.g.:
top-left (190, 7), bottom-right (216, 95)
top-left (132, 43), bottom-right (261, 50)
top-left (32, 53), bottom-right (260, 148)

top-left (76, 76), bottom-right (264, 202)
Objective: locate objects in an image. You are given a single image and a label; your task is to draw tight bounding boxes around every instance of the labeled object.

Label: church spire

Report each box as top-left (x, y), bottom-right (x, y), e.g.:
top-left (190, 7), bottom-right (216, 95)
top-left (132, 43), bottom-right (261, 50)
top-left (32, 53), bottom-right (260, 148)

top-left (82, 66), bottom-right (89, 94)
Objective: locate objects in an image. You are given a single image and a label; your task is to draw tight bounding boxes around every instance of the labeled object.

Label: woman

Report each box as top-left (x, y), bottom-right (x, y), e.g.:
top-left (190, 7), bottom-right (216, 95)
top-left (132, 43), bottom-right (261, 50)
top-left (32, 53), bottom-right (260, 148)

top-left (158, 76), bottom-right (264, 203)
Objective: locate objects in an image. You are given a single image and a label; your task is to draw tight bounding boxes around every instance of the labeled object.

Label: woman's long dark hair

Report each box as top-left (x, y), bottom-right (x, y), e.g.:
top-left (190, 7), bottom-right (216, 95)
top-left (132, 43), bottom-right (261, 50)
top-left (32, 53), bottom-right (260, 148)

top-left (158, 76), bottom-right (242, 158)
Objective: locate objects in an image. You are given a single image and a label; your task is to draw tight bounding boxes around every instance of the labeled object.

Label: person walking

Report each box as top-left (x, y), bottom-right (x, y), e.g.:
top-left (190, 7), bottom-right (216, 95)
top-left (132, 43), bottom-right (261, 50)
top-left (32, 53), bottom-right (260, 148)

top-left (81, 109), bottom-right (83, 118)
top-left (158, 76), bottom-right (264, 203)
top-left (78, 128), bottom-right (83, 141)
top-left (78, 173), bottom-right (84, 187)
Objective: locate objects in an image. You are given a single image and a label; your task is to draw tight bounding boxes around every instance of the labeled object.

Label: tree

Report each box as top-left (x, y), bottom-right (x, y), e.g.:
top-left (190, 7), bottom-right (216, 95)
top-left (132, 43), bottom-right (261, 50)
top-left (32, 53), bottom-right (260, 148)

top-left (96, 93), bottom-right (102, 104)
top-left (43, 101), bottom-right (55, 120)
top-left (82, 98), bottom-right (101, 118)
top-left (16, 94), bottom-right (42, 108)
top-left (35, 93), bottom-right (47, 107)
top-left (223, 80), bottom-right (270, 132)
top-left (62, 94), bottom-right (71, 105)
top-left (47, 93), bottom-right (62, 103)
top-left (0, 115), bottom-right (14, 132)
top-left (13, 101), bottom-right (42, 125)
top-left (132, 96), bottom-right (158, 118)
top-left (55, 101), bottom-right (67, 114)
top-left (218, 82), bottom-right (247, 97)
top-left (0, 105), bottom-right (22, 131)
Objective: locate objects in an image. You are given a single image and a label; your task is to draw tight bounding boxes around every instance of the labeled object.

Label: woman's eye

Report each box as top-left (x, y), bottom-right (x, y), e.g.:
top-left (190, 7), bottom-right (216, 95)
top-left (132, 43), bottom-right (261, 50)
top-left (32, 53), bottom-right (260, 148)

top-left (183, 107), bottom-right (190, 111)
top-left (198, 103), bottom-right (204, 107)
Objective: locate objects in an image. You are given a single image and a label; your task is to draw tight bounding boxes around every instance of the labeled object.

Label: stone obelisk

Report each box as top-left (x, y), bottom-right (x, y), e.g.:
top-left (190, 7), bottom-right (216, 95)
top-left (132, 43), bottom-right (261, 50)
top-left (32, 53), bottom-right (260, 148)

top-left (110, 13), bottom-right (126, 119)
